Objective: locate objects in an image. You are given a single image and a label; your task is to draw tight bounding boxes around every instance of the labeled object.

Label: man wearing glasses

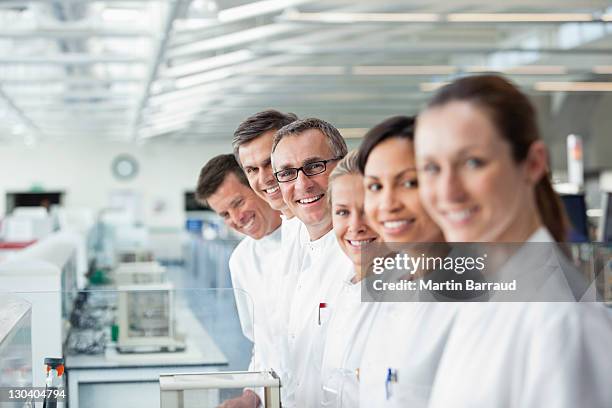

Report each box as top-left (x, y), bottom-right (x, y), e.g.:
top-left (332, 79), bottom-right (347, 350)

top-left (270, 118), bottom-right (352, 407)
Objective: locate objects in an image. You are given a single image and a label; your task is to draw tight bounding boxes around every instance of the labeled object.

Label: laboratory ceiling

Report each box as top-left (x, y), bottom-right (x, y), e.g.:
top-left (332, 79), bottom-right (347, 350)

top-left (0, 0), bottom-right (611, 144)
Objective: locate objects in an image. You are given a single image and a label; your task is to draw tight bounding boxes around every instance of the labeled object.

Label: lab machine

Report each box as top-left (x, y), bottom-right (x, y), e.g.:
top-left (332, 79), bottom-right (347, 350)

top-left (116, 284), bottom-right (185, 353)
top-left (113, 261), bottom-right (167, 285)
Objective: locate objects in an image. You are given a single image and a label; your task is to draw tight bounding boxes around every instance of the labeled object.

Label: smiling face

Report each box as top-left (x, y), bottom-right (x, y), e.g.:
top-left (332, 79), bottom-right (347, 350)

top-left (206, 172), bottom-right (281, 239)
top-left (237, 129), bottom-right (288, 213)
top-left (331, 174), bottom-right (379, 269)
top-left (363, 137), bottom-right (443, 243)
top-left (415, 101), bottom-right (541, 242)
top-left (272, 129), bottom-right (338, 240)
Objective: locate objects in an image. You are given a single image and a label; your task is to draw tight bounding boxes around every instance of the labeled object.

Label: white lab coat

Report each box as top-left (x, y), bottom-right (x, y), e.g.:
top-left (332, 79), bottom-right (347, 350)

top-left (358, 301), bottom-right (459, 408)
top-left (279, 225), bottom-right (353, 408)
top-left (228, 217), bottom-right (302, 406)
top-left (320, 268), bottom-right (382, 408)
top-left (428, 227), bottom-right (612, 408)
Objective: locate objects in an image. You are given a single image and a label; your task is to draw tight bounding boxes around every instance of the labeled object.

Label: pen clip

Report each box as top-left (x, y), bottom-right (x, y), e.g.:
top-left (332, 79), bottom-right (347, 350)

top-left (318, 302), bottom-right (327, 325)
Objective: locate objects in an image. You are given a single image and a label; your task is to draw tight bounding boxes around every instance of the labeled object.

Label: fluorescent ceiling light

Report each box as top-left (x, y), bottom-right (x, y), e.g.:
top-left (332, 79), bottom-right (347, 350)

top-left (163, 50), bottom-right (253, 78)
top-left (286, 11), bottom-right (595, 23)
top-left (250, 66), bottom-right (345, 75)
top-left (447, 13), bottom-right (593, 22)
top-left (218, 0), bottom-right (314, 23)
top-left (534, 82), bottom-right (612, 92)
top-left (173, 69), bottom-right (231, 89)
top-left (285, 11), bottom-right (440, 23)
top-left (593, 66), bottom-right (612, 74)
top-left (420, 82), bottom-right (449, 92)
top-left (168, 24), bottom-right (295, 59)
top-left (466, 65), bottom-right (567, 75)
top-left (602, 14), bottom-right (612, 21)
top-left (353, 65), bottom-right (457, 75)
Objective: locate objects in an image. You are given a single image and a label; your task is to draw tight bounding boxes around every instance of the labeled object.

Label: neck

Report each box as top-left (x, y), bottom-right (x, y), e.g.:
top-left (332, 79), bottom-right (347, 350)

top-left (267, 212), bottom-right (282, 235)
top-left (497, 204), bottom-right (543, 243)
top-left (281, 208), bottom-right (294, 219)
top-left (351, 265), bottom-right (363, 283)
top-left (306, 220), bottom-right (332, 241)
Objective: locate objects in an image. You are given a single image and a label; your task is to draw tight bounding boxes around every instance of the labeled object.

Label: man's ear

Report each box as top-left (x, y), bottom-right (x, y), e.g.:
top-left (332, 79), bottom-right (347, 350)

top-left (523, 140), bottom-right (549, 185)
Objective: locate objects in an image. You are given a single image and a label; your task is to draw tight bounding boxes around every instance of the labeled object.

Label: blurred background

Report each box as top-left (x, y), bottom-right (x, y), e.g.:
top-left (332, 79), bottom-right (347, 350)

top-left (0, 2), bottom-right (611, 407)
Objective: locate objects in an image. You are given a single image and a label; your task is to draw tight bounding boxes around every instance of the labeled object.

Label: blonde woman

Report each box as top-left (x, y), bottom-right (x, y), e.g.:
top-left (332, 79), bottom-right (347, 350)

top-left (320, 151), bottom-right (381, 407)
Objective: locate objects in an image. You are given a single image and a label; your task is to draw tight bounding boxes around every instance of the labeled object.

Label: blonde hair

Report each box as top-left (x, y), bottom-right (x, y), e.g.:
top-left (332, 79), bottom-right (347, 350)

top-left (328, 150), bottom-right (360, 205)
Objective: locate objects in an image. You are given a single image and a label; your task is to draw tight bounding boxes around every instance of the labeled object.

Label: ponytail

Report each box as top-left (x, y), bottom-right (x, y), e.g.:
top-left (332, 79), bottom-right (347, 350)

top-left (535, 176), bottom-right (570, 242)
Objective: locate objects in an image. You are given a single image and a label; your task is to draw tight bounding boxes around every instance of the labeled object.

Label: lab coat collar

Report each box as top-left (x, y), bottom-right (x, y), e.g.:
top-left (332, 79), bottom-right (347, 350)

top-left (258, 224), bottom-right (282, 250)
top-left (298, 224), bottom-right (336, 251)
top-left (526, 226), bottom-right (554, 243)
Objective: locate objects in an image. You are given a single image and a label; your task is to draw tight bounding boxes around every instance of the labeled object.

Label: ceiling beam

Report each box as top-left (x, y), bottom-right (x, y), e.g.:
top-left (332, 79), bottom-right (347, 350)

top-left (130, 0), bottom-right (183, 141)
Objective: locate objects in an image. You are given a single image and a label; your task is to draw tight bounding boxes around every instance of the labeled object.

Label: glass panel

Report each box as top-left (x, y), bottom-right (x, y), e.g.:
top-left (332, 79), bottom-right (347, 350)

top-left (1, 287), bottom-right (255, 408)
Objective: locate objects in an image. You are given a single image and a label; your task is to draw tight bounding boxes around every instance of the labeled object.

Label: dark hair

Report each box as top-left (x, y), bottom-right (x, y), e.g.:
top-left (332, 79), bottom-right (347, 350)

top-left (195, 154), bottom-right (249, 205)
top-left (357, 115), bottom-right (415, 173)
top-left (232, 110), bottom-right (298, 162)
top-left (427, 74), bottom-right (569, 242)
top-left (272, 117), bottom-right (348, 158)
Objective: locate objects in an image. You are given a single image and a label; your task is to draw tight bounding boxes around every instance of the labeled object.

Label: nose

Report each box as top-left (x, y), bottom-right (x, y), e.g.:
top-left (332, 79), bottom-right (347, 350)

top-left (229, 208), bottom-right (247, 227)
top-left (260, 169), bottom-right (274, 188)
top-left (294, 169), bottom-right (315, 192)
top-left (379, 186), bottom-right (402, 214)
top-left (439, 167), bottom-right (468, 203)
top-left (348, 211), bottom-right (367, 234)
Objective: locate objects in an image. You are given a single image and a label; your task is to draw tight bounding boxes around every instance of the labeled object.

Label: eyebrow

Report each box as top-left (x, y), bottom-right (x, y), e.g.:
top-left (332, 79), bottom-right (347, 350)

top-left (302, 156), bottom-right (325, 165)
top-left (275, 156), bottom-right (325, 170)
top-left (364, 167), bottom-right (417, 180)
top-left (229, 196), bottom-right (243, 207)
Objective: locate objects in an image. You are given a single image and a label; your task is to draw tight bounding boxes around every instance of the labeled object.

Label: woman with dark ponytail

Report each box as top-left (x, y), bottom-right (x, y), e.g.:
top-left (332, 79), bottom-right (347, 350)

top-left (414, 75), bottom-right (612, 407)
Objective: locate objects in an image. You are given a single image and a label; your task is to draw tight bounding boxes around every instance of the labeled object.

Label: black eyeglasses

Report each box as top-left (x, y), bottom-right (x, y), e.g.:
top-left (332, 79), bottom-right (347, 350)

top-left (274, 158), bottom-right (342, 183)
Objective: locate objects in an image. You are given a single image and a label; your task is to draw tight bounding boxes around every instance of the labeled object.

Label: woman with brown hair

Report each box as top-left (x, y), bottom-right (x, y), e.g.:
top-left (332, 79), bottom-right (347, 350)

top-left (415, 74), bottom-right (612, 407)
top-left (356, 116), bottom-right (459, 408)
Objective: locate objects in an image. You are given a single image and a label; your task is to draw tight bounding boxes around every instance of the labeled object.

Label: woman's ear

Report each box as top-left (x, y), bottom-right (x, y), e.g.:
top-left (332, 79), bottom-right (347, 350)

top-left (523, 140), bottom-right (549, 185)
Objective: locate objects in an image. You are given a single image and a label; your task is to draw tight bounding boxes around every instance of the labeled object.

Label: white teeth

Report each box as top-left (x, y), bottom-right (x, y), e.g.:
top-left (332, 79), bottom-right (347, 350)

top-left (298, 195), bottom-right (322, 204)
top-left (348, 238), bottom-right (375, 247)
top-left (265, 186), bottom-right (279, 194)
top-left (243, 217), bottom-right (255, 230)
top-left (383, 220), bottom-right (410, 229)
top-left (446, 208), bottom-right (475, 222)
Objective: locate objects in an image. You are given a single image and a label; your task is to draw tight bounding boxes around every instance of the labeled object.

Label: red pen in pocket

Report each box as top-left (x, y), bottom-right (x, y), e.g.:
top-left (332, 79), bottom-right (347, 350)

top-left (318, 302), bottom-right (327, 325)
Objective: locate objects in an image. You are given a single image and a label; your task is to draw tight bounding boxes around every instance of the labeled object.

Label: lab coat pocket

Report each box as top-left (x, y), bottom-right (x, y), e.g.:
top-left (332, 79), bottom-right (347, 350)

top-left (313, 304), bottom-right (333, 370)
top-left (322, 368), bottom-right (359, 408)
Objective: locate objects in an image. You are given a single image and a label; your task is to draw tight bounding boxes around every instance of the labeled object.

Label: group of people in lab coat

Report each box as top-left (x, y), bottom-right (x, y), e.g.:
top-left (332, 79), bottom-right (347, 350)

top-left (194, 74), bottom-right (612, 408)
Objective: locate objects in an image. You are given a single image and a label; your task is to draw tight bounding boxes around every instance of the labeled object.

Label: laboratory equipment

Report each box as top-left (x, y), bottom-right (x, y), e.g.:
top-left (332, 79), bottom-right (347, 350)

top-left (0, 295), bottom-right (32, 388)
top-left (0, 233), bottom-right (78, 387)
top-left (117, 249), bottom-right (154, 263)
top-left (2, 206), bottom-right (53, 242)
top-left (560, 193), bottom-right (590, 242)
top-left (160, 371), bottom-right (281, 408)
top-left (599, 192), bottom-right (612, 243)
top-left (116, 284), bottom-right (185, 353)
top-left (566, 134), bottom-right (584, 188)
top-left (113, 261), bottom-right (166, 285)
top-left (42, 357), bottom-right (65, 408)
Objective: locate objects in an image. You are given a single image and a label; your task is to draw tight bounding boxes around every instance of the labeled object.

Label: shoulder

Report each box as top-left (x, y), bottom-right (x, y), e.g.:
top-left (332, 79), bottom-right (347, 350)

top-left (229, 237), bottom-right (256, 268)
top-left (281, 217), bottom-right (303, 243)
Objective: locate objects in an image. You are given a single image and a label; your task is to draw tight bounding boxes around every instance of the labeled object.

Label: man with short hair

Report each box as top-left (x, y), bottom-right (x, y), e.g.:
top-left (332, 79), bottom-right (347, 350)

top-left (270, 118), bottom-right (351, 407)
top-left (196, 154), bottom-right (282, 408)
top-left (232, 109), bottom-right (297, 218)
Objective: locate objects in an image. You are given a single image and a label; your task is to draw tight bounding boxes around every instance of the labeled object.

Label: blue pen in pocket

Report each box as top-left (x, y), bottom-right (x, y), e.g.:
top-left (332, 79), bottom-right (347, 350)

top-left (385, 368), bottom-right (398, 400)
